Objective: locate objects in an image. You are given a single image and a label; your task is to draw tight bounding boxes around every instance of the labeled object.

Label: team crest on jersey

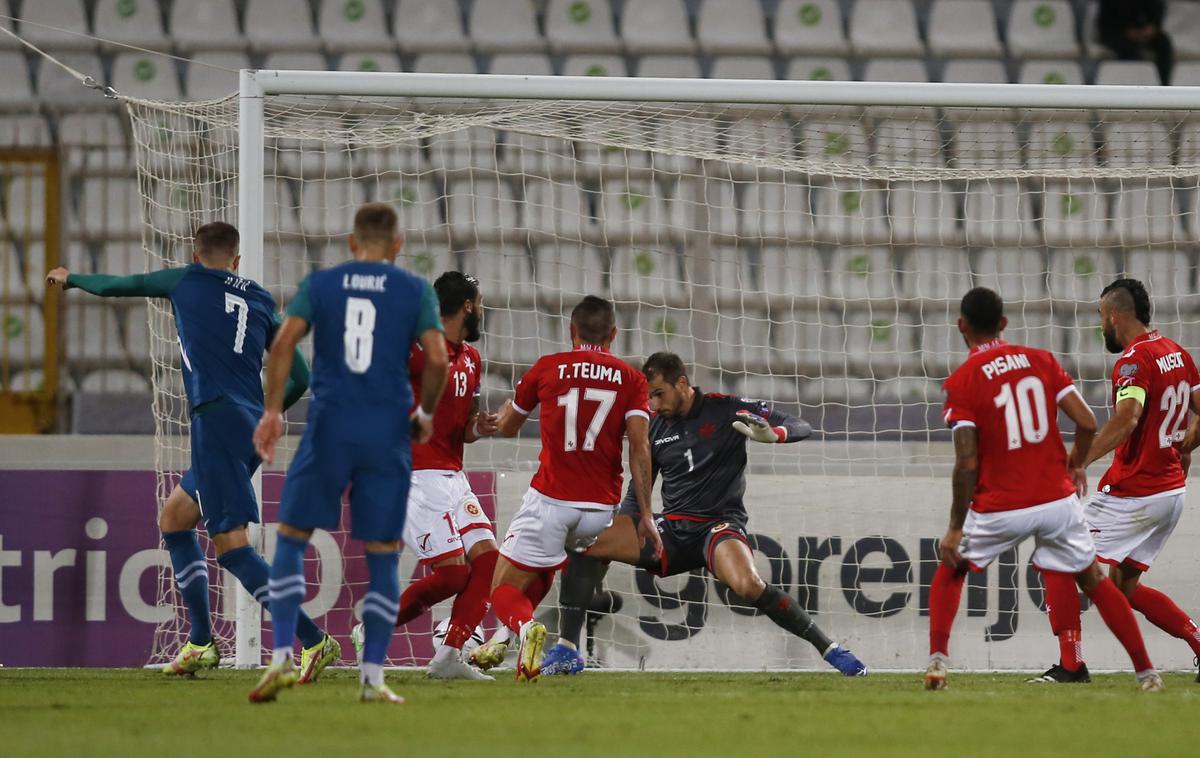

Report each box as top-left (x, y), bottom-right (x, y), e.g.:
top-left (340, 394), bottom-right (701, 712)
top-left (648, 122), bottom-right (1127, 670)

top-left (710, 522), bottom-right (729, 533)
top-left (465, 502), bottom-right (481, 516)
top-left (699, 421), bottom-right (717, 440)
top-left (464, 356), bottom-right (476, 373)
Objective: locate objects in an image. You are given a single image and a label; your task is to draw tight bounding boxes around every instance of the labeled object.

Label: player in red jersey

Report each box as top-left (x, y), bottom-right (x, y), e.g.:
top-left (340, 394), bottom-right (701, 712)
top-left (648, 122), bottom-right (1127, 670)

top-left (488, 295), bottom-right (662, 681)
top-left (1058, 278), bottom-right (1200, 683)
top-left (925, 287), bottom-right (1162, 691)
top-left (349, 272), bottom-right (500, 680)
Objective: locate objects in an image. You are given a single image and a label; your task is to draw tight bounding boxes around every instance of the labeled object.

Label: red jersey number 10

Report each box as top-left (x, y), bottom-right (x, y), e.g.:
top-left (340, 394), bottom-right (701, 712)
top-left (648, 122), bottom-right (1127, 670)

top-left (993, 376), bottom-right (1049, 450)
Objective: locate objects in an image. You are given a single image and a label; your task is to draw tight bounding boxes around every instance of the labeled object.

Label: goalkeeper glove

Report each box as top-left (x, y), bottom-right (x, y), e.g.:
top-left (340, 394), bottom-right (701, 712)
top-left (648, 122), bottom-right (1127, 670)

top-left (732, 410), bottom-right (786, 443)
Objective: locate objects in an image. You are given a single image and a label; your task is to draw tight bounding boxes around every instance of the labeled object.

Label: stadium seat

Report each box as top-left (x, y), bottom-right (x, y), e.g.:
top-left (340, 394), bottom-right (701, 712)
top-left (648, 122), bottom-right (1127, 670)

top-left (59, 109), bottom-right (130, 170)
top-left (849, 0), bottom-right (924, 57)
top-left (428, 125), bottom-right (498, 171)
top-left (319, 0), bottom-right (391, 52)
top-left (941, 59), bottom-right (1008, 83)
top-left (395, 0), bottom-right (469, 53)
top-left (963, 180), bottom-right (1037, 247)
top-left (709, 56), bottom-right (775, 80)
top-left (704, 247), bottom-right (755, 308)
top-left (448, 179), bottom-right (518, 244)
top-left (35, 52), bottom-right (105, 106)
top-left (1002, 317), bottom-right (1057, 353)
top-left (469, 0), bottom-right (544, 54)
top-left (480, 307), bottom-right (549, 367)
top-left (75, 177), bottom-right (140, 238)
top-left (185, 52), bottom-right (251, 99)
top-left (299, 178), bottom-right (368, 236)
top-left (399, 246), bottom-right (455, 282)
top-left (668, 178), bottom-right (737, 241)
top-left (953, 120), bottom-right (1021, 169)
top-left (245, 0), bottom-right (318, 52)
top-left (697, 0), bottom-right (770, 56)
top-left (1166, 1), bottom-right (1200, 60)
top-left (767, 307), bottom-right (828, 370)
top-left (1, 302), bottom-right (46, 364)
top-left (1059, 314), bottom-right (1108, 376)
top-left (1041, 182), bottom-right (1107, 247)
top-left (623, 306), bottom-right (697, 362)
top-left (94, 241), bottom-right (142, 277)
top-left (889, 182), bottom-right (958, 246)
top-left (264, 246), bottom-right (309, 301)
top-left (610, 246), bottom-right (675, 306)
top-left (1047, 248), bottom-right (1117, 303)
top-left (373, 176), bottom-right (443, 232)
top-left (562, 55), bottom-right (627, 78)
top-left (751, 246), bottom-right (823, 299)
top-left (785, 57), bottom-right (852, 82)
top-left (842, 309), bottom-right (916, 373)
top-left (6, 369), bottom-right (76, 394)
top-left (574, 119), bottom-right (650, 169)
top-left (920, 307), bottom-right (965, 372)
top-left (927, 0), bottom-right (1003, 58)
top-left (714, 311), bottom-right (772, 372)
top-left (0, 115), bottom-right (52, 147)
top-left (801, 119), bottom-right (869, 167)
top-left (812, 180), bottom-right (888, 245)
top-left (65, 304), bottom-right (123, 361)
top-left (1173, 61), bottom-right (1200, 86)
top-left (1017, 59), bottom-right (1084, 86)
top-left (411, 53), bottom-right (477, 74)
top-left (489, 54), bottom-right (554, 75)
top-left (1006, 1), bottom-right (1079, 59)
top-left (93, 0), bottom-right (169, 51)
top-left (972, 248), bottom-right (1047, 301)
top-left (79, 368), bottom-right (151, 393)
top-left (111, 53), bottom-right (182, 100)
top-left (1, 173), bottom-right (45, 235)
top-left (901, 247), bottom-right (970, 300)
top-left (1095, 60), bottom-right (1161, 87)
top-left (467, 247), bottom-right (536, 305)
top-left (1025, 120), bottom-right (1097, 170)
top-left (636, 55), bottom-right (702, 78)
top-left (862, 58), bottom-right (928, 84)
top-left (19, 0), bottom-right (93, 50)
top-left (1126, 248), bottom-right (1194, 304)
top-left (123, 302), bottom-right (152, 361)
top-left (740, 182), bottom-right (810, 242)
top-left (261, 52), bottom-right (329, 73)
top-left (872, 119), bottom-right (942, 167)
top-left (1104, 120), bottom-right (1171, 168)
top-left (338, 52), bottom-right (402, 73)
top-left (600, 180), bottom-right (668, 245)
top-left (827, 246), bottom-right (893, 299)
top-left (534, 243), bottom-right (607, 297)
top-left (621, 0), bottom-right (696, 55)
top-left (1112, 182), bottom-right (1179, 246)
top-left (0, 52), bottom-right (35, 106)
top-left (774, 0), bottom-right (848, 57)
top-left (724, 118), bottom-right (798, 166)
top-left (170, 0), bottom-right (244, 51)
top-left (1, 243), bottom-right (39, 300)
top-left (545, 0), bottom-right (621, 54)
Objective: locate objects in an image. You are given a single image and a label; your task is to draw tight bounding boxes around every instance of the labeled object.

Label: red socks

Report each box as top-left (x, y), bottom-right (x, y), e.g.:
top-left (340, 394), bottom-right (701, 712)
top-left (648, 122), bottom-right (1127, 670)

top-left (491, 583), bottom-right (534, 632)
top-left (928, 563), bottom-right (966, 657)
top-left (1041, 570), bottom-right (1084, 672)
top-left (1131, 584), bottom-right (1200, 657)
top-left (490, 570), bottom-right (557, 634)
top-left (395, 564), bottom-right (470, 627)
top-left (1086, 577), bottom-right (1153, 672)
top-left (444, 550), bottom-right (499, 650)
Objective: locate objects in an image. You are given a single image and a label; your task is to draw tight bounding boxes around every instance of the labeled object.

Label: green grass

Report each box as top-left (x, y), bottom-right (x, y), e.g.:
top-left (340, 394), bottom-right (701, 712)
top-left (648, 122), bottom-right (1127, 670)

top-left (1, 668), bottom-right (1197, 757)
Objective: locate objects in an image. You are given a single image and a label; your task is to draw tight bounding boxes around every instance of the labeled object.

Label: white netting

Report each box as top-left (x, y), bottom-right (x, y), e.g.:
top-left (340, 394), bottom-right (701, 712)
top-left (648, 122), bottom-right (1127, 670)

top-left (127, 87), bottom-right (1200, 671)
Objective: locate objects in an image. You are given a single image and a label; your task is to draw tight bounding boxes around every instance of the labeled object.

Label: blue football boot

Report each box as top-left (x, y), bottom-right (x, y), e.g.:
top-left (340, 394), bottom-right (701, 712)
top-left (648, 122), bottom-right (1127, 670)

top-left (540, 642), bottom-right (586, 676)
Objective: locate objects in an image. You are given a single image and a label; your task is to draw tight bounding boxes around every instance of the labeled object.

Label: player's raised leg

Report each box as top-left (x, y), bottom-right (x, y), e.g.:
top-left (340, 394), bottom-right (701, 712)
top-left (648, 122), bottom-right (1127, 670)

top-left (709, 532), bottom-right (867, 676)
top-left (158, 482), bottom-right (218, 675)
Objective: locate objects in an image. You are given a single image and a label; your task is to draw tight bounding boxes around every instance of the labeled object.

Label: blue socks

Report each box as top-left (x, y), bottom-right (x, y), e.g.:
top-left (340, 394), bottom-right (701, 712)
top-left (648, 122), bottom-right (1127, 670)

top-left (217, 545), bottom-right (325, 649)
top-left (162, 530), bottom-right (212, 646)
top-left (362, 551), bottom-right (401, 668)
top-left (268, 532), bottom-right (309, 663)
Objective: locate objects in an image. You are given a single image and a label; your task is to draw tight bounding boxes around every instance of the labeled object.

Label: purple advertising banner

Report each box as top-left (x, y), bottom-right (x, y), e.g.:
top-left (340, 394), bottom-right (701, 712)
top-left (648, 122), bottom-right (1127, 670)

top-left (0, 469), bottom-right (497, 667)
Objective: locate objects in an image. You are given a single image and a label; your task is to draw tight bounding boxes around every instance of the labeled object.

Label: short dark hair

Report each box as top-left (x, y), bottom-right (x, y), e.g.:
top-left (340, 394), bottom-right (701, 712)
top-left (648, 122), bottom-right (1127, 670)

top-left (571, 295), bottom-right (615, 345)
top-left (353, 202), bottom-right (399, 245)
top-left (643, 352), bottom-right (687, 385)
top-left (1101, 277), bottom-right (1152, 326)
top-left (960, 286), bottom-right (1004, 335)
top-left (194, 221), bottom-right (239, 261)
top-left (433, 271), bottom-right (479, 317)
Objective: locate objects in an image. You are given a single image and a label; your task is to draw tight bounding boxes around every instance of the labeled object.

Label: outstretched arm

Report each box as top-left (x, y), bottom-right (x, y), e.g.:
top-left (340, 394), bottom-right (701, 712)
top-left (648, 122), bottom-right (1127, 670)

top-left (47, 267), bottom-right (185, 298)
top-left (732, 404), bottom-right (813, 444)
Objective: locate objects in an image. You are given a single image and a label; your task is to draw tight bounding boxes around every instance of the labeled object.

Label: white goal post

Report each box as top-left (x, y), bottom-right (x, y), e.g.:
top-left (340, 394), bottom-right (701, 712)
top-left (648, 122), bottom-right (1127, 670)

top-left (127, 69), bottom-right (1200, 671)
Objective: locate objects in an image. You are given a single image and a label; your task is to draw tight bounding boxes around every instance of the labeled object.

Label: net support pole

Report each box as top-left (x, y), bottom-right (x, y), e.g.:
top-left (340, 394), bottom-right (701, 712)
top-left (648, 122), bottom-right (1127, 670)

top-left (236, 70), bottom-right (265, 669)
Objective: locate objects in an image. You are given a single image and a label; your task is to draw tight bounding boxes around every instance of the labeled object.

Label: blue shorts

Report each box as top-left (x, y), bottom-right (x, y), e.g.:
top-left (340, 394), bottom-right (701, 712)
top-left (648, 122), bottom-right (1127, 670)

top-left (180, 402), bottom-right (263, 536)
top-left (279, 403), bottom-right (412, 542)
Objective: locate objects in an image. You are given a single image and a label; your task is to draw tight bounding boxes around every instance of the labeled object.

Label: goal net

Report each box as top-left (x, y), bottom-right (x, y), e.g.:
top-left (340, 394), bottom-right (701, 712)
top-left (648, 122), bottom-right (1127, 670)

top-left (125, 73), bottom-right (1200, 671)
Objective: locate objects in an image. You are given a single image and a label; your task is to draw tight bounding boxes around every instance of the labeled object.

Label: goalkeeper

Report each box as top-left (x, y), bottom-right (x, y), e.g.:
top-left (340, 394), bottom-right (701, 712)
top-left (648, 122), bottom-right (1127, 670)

top-left (500, 352), bottom-right (867, 676)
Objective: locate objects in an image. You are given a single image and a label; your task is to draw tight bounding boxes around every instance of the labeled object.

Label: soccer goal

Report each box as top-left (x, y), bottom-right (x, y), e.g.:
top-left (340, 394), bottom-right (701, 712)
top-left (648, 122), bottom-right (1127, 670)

top-left (125, 70), bottom-right (1200, 671)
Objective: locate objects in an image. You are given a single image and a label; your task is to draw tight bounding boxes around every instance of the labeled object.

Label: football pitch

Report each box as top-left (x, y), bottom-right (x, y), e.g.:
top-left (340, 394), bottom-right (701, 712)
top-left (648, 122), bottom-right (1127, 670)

top-left (1, 669), bottom-right (1197, 757)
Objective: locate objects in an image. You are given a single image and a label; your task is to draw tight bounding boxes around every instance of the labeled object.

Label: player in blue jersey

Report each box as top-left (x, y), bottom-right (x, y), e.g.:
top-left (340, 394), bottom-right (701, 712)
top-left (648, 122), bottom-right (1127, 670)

top-left (46, 222), bottom-right (339, 679)
top-left (250, 203), bottom-right (448, 704)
